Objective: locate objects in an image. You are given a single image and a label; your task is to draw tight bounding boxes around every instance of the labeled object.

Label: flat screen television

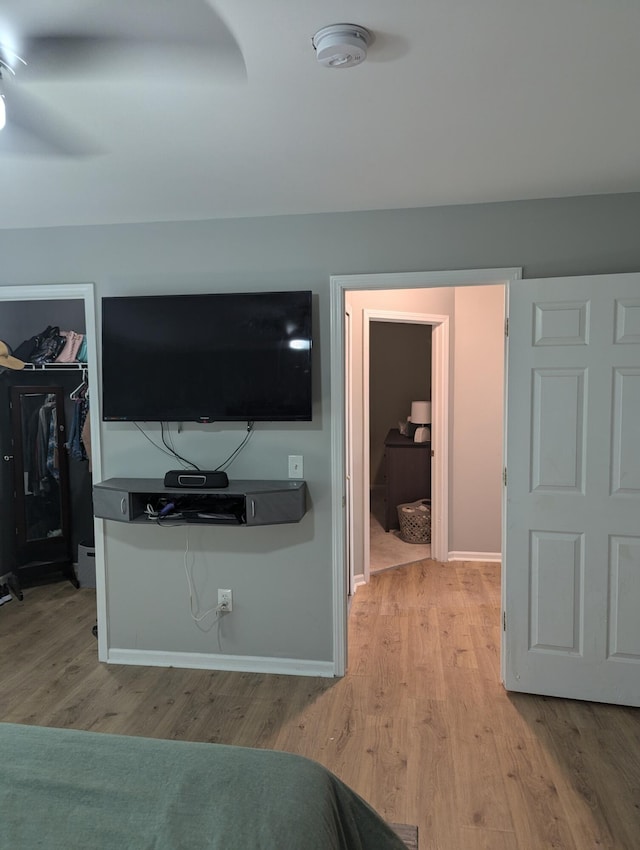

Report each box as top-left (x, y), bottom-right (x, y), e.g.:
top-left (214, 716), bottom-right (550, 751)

top-left (101, 290), bottom-right (312, 422)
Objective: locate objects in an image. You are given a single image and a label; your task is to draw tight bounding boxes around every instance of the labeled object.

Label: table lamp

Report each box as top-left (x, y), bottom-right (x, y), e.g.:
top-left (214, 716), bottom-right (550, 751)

top-left (410, 400), bottom-right (431, 443)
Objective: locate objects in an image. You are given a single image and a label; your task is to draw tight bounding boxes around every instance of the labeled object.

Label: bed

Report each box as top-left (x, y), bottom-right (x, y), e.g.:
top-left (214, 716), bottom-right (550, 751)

top-left (0, 723), bottom-right (412, 849)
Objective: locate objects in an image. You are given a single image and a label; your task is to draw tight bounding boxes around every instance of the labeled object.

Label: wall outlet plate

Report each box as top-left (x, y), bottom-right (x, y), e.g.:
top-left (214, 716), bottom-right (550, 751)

top-left (217, 589), bottom-right (233, 611)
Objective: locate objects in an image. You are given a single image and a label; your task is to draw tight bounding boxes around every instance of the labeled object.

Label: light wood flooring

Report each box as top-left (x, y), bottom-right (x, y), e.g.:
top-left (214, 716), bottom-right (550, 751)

top-left (1, 561), bottom-right (639, 849)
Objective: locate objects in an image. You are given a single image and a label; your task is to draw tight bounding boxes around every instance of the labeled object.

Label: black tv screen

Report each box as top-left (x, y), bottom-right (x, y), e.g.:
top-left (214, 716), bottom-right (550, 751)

top-left (101, 291), bottom-right (312, 422)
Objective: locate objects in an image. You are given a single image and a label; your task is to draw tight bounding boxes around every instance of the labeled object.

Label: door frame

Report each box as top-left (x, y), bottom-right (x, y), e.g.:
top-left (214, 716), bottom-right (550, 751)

top-left (0, 283), bottom-right (106, 658)
top-left (360, 309), bottom-right (449, 585)
top-left (344, 304), bottom-right (356, 597)
top-left (330, 268), bottom-right (522, 676)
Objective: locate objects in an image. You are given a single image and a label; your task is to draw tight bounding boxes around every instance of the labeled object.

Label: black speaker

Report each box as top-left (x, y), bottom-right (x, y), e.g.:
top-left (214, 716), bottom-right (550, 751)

top-left (163, 470), bottom-right (229, 489)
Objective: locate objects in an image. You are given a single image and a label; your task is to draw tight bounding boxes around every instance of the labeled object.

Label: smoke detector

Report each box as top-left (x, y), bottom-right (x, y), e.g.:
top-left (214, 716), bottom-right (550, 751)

top-left (312, 24), bottom-right (372, 68)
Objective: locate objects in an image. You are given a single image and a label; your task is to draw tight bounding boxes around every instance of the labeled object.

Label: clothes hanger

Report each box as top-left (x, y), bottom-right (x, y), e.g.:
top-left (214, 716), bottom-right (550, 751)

top-left (70, 367), bottom-right (88, 400)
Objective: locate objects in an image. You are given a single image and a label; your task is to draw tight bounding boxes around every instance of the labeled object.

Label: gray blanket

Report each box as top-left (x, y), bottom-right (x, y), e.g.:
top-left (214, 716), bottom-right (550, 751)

top-left (0, 723), bottom-right (408, 850)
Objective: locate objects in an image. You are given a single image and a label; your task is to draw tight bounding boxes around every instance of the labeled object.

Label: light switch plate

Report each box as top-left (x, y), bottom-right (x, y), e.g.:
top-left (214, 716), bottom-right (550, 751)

top-left (288, 455), bottom-right (303, 479)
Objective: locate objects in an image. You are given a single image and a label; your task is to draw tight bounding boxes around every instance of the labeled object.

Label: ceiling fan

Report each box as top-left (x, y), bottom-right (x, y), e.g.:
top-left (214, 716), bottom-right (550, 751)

top-left (0, 0), bottom-right (246, 157)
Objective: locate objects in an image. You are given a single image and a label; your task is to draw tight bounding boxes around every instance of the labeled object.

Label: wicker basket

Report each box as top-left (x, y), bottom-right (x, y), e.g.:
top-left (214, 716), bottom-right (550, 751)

top-left (397, 499), bottom-right (431, 544)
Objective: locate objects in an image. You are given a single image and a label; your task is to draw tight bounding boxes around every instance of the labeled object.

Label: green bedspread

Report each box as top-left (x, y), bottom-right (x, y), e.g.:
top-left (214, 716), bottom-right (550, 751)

top-left (0, 723), bottom-right (408, 850)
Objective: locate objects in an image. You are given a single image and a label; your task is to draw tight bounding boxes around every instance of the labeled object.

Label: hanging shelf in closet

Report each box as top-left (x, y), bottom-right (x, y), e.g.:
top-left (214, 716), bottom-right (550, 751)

top-left (21, 363), bottom-right (85, 370)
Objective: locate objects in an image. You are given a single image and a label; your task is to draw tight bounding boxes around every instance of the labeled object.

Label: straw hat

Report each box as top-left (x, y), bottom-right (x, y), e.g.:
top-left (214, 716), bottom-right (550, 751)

top-left (0, 341), bottom-right (26, 370)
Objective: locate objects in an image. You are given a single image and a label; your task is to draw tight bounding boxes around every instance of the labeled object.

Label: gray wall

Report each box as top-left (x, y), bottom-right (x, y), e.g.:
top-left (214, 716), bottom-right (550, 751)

top-left (0, 192), bottom-right (639, 668)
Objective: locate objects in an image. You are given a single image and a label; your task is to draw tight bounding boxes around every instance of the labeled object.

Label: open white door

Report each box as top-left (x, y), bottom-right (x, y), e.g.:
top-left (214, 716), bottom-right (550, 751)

top-left (504, 273), bottom-right (640, 706)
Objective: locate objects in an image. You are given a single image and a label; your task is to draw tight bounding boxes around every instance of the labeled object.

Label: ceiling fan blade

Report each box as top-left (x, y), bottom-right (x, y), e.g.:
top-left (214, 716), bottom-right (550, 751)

top-left (18, 0), bottom-right (246, 82)
top-left (21, 36), bottom-right (246, 82)
top-left (0, 86), bottom-right (102, 157)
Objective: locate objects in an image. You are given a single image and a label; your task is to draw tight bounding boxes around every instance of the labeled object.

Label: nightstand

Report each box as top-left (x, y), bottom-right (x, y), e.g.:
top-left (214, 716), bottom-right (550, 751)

top-left (383, 428), bottom-right (431, 531)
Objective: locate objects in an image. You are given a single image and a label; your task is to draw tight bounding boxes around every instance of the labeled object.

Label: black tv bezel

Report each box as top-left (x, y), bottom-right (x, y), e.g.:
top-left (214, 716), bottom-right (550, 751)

top-left (101, 290), bottom-right (313, 423)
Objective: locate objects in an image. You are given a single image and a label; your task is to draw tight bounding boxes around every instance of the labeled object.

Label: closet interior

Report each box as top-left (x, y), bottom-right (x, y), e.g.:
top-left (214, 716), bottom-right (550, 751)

top-left (0, 299), bottom-right (94, 601)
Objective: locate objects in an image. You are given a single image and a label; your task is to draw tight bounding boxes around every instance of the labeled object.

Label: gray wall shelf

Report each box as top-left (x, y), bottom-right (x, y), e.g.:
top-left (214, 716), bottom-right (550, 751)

top-left (93, 478), bottom-right (307, 527)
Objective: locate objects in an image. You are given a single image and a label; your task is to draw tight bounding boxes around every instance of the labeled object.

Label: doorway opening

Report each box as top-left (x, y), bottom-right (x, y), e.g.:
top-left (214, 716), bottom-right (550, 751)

top-left (330, 268), bottom-right (522, 676)
top-left (0, 283), bottom-right (106, 655)
top-left (369, 319), bottom-right (433, 575)
top-left (351, 307), bottom-right (449, 591)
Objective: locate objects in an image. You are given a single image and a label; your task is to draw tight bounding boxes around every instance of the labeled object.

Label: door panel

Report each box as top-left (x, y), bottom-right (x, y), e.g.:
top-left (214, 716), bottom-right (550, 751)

top-left (531, 368), bottom-right (586, 491)
top-left (504, 273), bottom-right (640, 706)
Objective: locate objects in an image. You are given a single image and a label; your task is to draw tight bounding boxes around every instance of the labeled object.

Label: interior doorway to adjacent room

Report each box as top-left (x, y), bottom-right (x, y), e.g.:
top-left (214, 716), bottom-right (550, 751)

top-left (330, 268), bottom-right (519, 677)
top-left (365, 315), bottom-right (435, 581)
top-left (369, 319), bottom-right (433, 574)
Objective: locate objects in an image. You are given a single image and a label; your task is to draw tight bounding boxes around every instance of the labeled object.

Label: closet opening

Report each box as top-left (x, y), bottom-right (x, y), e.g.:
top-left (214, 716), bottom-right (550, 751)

top-left (0, 287), bottom-right (101, 613)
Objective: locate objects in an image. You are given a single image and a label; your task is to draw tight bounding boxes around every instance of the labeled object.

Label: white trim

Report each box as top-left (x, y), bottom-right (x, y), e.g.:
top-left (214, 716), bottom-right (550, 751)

top-left (344, 305), bottom-right (355, 597)
top-left (448, 551), bottom-right (502, 563)
top-left (330, 278), bottom-right (348, 677)
top-left (107, 648), bottom-right (336, 678)
top-left (431, 318), bottom-right (449, 562)
top-left (333, 269), bottom-right (522, 291)
top-left (0, 282), bottom-right (107, 661)
top-left (501, 281), bottom-right (512, 685)
top-left (330, 268), bottom-right (522, 678)
top-left (361, 313), bottom-right (371, 585)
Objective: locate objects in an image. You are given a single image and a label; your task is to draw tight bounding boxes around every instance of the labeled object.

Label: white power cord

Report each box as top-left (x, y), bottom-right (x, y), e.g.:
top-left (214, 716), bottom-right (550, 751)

top-left (183, 527), bottom-right (228, 648)
top-left (145, 502), bottom-right (158, 520)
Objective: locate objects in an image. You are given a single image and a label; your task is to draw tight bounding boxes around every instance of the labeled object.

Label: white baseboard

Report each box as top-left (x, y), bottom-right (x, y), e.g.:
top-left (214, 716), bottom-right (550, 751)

top-left (106, 648), bottom-right (336, 678)
top-left (448, 551), bottom-right (502, 563)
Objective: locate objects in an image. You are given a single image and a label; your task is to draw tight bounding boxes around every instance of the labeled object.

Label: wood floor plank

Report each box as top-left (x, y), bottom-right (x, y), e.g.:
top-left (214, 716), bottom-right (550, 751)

top-left (2, 562), bottom-right (639, 850)
top-left (494, 730), bottom-right (598, 850)
top-left (447, 699), bottom-right (516, 834)
top-left (404, 697), bottom-right (453, 842)
top-left (458, 826), bottom-right (523, 850)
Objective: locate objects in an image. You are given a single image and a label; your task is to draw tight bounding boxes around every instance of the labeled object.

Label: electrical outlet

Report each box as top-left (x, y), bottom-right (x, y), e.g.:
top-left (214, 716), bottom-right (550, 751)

top-left (288, 454), bottom-right (303, 479)
top-left (217, 589), bottom-right (233, 612)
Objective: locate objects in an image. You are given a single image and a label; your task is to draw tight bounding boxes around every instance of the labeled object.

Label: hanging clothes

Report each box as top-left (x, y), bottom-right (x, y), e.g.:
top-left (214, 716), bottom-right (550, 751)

top-left (24, 395), bottom-right (58, 495)
top-left (46, 406), bottom-right (59, 480)
top-left (67, 391), bottom-right (90, 463)
top-left (81, 407), bottom-right (92, 468)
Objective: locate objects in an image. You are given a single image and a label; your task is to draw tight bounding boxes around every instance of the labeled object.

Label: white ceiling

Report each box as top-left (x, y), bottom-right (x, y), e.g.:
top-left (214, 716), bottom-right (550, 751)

top-left (1, 0), bottom-right (640, 230)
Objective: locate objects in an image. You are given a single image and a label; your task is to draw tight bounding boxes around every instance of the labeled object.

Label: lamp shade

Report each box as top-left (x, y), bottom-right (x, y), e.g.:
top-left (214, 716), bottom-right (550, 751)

top-left (410, 401), bottom-right (431, 424)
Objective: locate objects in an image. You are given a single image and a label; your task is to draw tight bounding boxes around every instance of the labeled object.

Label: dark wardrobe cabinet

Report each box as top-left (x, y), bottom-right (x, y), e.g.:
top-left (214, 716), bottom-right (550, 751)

top-left (1, 374), bottom-right (81, 590)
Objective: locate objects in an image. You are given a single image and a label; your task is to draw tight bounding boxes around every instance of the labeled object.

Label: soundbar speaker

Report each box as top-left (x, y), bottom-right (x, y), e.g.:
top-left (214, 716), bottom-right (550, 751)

top-left (164, 470), bottom-right (229, 489)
